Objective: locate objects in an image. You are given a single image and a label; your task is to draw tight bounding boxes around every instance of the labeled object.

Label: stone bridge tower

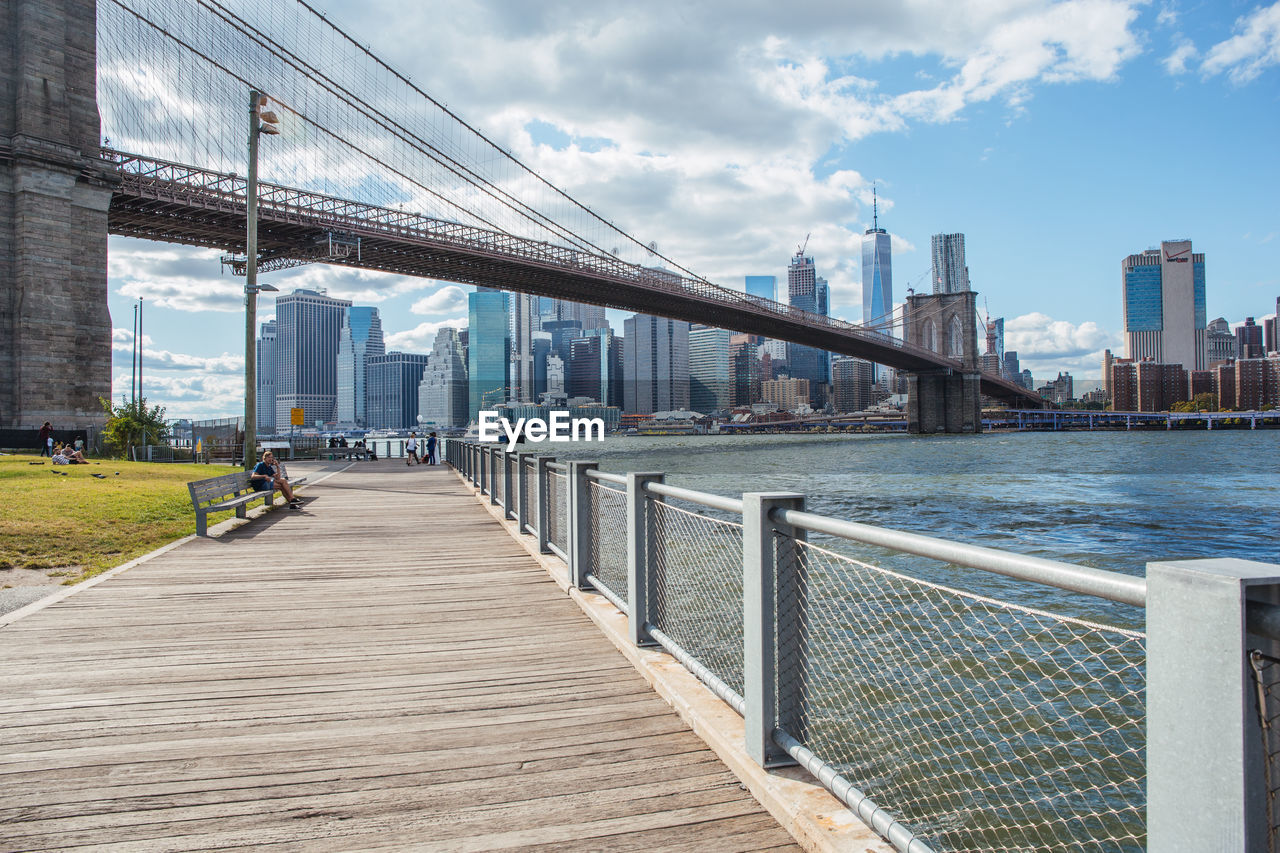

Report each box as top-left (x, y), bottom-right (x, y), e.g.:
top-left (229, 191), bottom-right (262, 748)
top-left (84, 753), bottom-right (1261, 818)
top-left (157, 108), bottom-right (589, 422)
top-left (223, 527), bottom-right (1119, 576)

top-left (1, 0), bottom-right (118, 429)
top-left (903, 290), bottom-right (982, 434)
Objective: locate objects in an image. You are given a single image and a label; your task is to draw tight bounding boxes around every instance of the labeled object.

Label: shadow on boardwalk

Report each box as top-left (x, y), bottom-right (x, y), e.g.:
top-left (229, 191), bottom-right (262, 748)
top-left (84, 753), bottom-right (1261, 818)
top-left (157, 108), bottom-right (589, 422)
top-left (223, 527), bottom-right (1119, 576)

top-left (0, 461), bottom-right (797, 851)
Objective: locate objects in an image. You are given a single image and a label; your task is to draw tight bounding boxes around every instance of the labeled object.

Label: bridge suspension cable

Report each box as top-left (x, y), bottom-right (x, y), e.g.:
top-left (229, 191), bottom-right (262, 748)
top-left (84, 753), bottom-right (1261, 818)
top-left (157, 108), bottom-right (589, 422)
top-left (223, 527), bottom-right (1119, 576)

top-left (97, 0), bottom-right (708, 280)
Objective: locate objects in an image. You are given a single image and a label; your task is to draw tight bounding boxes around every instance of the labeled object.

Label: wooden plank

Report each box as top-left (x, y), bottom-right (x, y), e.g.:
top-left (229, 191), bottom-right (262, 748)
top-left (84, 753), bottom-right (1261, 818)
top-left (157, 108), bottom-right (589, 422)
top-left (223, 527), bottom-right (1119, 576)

top-left (0, 462), bottom-right (798, 851)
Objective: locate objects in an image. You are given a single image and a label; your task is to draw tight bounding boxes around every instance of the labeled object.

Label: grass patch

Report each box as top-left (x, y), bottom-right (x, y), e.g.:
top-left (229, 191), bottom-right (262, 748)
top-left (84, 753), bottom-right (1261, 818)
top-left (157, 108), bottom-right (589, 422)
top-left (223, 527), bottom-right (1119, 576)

top-left (0, 454), bottom-right (252, 584)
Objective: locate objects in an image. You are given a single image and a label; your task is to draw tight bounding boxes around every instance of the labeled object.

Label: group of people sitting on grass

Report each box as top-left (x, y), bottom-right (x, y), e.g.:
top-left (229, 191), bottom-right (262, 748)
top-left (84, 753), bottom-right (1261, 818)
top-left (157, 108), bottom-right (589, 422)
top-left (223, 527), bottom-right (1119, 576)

top-left (51, 443), bottom-right (88, 465)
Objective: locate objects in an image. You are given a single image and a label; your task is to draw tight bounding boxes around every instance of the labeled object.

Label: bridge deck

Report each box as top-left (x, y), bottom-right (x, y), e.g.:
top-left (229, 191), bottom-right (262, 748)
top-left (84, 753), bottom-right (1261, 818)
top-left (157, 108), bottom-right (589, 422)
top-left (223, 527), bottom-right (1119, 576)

top-left (0, 462), bottom-right (797, 851)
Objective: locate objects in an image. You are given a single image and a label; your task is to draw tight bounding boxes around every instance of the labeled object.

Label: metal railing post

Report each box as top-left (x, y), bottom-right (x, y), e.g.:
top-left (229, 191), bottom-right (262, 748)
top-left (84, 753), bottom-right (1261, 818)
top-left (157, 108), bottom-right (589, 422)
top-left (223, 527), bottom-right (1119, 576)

top-left (535, 456), bottom-right (556, 554)
top-left (480, 445), bottom-right (490, 493)
top-left (516, 453), bottom-right (531, 533)
top-left (502, 450), bottom-right (514, 517)
top-left (1147, 558), bottom-right (1280, 852)
top-left (567, 461), bottom-right (599, 590)
top-left (488, 447), bottom-right (499, 505)
top-left (626, 472), bottom-right (665, 647)
top-left (743, 492), bottom-right (806, 768)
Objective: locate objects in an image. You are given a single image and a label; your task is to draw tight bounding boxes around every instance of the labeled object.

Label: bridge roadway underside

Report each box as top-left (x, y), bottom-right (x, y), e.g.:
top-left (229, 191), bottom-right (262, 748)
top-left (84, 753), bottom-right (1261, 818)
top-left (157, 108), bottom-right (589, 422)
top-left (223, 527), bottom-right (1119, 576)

top-left (0, 463), bottom-right (799, 850)
top-left (107, 178), bottom-right (1036, 412)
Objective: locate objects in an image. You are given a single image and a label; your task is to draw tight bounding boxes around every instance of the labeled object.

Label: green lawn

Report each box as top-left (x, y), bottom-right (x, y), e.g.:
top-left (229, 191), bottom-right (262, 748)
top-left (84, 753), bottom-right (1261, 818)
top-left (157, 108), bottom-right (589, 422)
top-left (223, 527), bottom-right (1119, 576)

top-left (0, 455), bottom-right (246, 584)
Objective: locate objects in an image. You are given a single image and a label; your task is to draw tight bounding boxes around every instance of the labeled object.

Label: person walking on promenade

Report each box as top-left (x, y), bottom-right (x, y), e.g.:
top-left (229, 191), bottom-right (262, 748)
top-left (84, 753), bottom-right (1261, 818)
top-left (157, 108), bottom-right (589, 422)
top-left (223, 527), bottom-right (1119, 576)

top-left (39, 422), bottom-right (53, 457)
top-left (426, 432), bottom-right (438, 465)
top-left (406, 432), bottom-right (419, 466)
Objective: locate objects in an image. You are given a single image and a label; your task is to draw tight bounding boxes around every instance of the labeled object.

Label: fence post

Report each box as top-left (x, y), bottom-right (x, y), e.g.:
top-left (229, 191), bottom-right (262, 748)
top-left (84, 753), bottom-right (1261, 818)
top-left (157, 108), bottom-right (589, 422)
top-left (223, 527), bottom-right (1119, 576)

top-left (626, 472), bottom-right (665, 647)
top-left (501, 452), bottom-right (513, 518)
top-left (743, 491), bottom-right (806, 768)
top-left (567, 461), bottom-right (599, 590)
top-left (488, 448), bottom-right (500, 506)
top-left (535, 456), bottom-right (557, 554)
top-left (1147, 558), bottom-right (1280, 852)
top-left (516, 453), bottom-right (531, 533)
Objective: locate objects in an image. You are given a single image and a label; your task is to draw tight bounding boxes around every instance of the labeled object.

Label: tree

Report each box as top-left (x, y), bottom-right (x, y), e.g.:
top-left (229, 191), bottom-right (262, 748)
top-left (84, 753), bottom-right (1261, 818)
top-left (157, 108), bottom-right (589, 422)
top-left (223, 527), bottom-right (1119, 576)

top-left (100, 396), bottom-right (170, 457)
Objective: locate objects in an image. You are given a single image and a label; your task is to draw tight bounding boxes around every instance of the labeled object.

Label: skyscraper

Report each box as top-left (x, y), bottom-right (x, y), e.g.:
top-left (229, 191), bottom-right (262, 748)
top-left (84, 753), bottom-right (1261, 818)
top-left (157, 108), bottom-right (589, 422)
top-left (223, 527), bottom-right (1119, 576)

top-left (744, 275), bottom-right (777, 303)
top-left (273, 289), bottom-right (352, 429)
top-left (623, 314), bottom-right (690, 415)
top-left (1236, 317), bottom-right (1264, 360)
top-left (862, 189), bottom-right (893, 387)
top-left (509, 292), bottom-right (538, 403)
top-left (930, 233), bottom-right (970, 294)
top-left (335, 306), bottom-right (385, 428)
top-left (256, 320), bottom-right (277, 435)
top-left (1122, 240), bottom-right (1207, 371)
top-left (569, 328), bottom-right (622, 407)
top-left (468, 288), bottom-right (509, 422)
top-left (418, 327), bottom-right (469, 429)
top-left (862, 190), bottom-right (893, 330)
top-left (786, 253), bottom-right (830, 407)
top-left (1207, 317), bottom-right (1235, 364)
top-left (366, 352), bottom-right (429, 430)
top-left (689, 325), bottom-right (732, 413)
top-left (832, 357), bottom-right (874, 413)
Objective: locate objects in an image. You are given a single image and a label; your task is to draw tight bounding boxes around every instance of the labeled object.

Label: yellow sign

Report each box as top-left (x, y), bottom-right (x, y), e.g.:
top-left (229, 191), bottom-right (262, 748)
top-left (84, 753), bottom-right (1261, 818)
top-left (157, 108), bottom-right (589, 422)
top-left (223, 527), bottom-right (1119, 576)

top-left (290, 407), bottom-right (305, 426)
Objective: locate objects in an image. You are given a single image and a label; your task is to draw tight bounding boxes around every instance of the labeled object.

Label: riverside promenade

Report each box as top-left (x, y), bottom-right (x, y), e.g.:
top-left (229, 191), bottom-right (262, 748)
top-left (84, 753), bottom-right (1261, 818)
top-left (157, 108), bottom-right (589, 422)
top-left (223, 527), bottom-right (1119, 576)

top-left (0, 462), bottom-right (800, 851)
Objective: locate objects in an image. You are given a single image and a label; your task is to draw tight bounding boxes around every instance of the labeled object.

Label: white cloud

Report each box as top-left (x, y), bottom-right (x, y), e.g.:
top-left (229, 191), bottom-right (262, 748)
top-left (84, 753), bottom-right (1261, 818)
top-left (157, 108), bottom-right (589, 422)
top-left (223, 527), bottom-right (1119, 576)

top-left (1005, 311), bottom-right (1121, 377)
top-left (1201, 2), bottom-right (1280, 83)
top-left (112, 342), bottom-right (243, 374)
top-left (1163, 39), bottom-right (1198, 75)
top-left (110, 370), bottom-right (244, 420)
top-left (384, 317), bottom-right (467, 353)
top-left (411, 285), bottom-right (469, 315)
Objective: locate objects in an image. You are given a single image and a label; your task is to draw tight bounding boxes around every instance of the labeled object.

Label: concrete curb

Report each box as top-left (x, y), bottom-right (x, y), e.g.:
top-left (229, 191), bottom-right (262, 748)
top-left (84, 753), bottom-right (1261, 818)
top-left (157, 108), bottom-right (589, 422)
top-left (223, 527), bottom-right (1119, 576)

top-left (452, 467), bottom-right (894, 853)
top-left (0, 465), bottom-right (350, 628)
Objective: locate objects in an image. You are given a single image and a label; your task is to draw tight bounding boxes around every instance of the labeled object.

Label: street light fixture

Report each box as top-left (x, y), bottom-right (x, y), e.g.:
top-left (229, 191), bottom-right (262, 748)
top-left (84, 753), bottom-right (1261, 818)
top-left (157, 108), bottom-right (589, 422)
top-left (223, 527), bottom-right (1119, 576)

top-left (243, 90), bottom-right (280, 469)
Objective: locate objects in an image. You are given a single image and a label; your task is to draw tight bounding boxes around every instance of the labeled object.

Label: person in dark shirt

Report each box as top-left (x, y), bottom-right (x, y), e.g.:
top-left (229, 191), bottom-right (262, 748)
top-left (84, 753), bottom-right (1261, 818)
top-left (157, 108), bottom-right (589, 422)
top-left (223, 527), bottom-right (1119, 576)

top-left (39, 422), bottom-right (53, 457)
top-left (426, 432), bottom-right (438, 465)
top-left (251, 451), bottom-right (300, 508)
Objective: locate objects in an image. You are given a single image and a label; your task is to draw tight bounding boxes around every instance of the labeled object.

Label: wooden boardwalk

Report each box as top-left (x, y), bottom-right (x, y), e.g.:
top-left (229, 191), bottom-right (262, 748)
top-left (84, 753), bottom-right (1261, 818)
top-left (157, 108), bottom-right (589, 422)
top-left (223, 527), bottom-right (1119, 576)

top-left (0, 462), bottom-right (798, 852)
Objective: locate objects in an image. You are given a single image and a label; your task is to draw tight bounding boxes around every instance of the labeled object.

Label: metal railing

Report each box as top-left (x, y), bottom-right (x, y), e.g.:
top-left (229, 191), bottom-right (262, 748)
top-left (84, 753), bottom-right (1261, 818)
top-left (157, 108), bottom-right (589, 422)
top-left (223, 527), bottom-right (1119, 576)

top-left (445, 439), bottom-right (1280, 852)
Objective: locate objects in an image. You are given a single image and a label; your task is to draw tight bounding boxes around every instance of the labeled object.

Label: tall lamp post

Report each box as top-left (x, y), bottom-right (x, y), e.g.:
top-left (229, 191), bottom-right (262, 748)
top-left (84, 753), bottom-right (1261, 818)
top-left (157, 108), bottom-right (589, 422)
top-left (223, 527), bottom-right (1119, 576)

top-left (243, 90), bottom-right (280, 469)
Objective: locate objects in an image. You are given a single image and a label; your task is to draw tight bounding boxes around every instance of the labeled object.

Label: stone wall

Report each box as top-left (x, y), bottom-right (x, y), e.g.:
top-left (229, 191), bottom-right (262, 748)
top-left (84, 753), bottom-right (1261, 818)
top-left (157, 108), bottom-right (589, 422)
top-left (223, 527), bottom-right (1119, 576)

top-left (904, 291), bottom-right (983, 434)
top-left (1, 0), bottom-right (118, 429)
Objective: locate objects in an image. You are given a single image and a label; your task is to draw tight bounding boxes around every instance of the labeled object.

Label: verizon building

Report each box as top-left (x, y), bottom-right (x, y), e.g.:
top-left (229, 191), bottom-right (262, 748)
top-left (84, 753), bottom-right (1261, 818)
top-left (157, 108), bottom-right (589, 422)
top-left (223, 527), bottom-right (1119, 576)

top-left (1122, 239), bottom-right (1207, 371)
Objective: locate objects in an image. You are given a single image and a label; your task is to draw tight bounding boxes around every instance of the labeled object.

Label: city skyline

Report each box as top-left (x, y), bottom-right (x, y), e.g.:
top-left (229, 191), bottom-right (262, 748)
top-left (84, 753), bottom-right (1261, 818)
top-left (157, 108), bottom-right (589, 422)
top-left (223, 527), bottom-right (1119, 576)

top-left (106, 0), bottom-right (1280, 420)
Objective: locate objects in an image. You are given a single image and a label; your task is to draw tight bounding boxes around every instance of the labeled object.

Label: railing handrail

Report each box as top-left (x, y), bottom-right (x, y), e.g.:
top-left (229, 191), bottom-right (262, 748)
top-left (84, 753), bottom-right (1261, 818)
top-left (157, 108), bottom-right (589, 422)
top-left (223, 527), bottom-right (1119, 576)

top-left (585, 469), bottom-right (626, 486)
top-left (644, 480), bottom-right (746, 515)
top-left (774, 507), bottom-right (1148, 608)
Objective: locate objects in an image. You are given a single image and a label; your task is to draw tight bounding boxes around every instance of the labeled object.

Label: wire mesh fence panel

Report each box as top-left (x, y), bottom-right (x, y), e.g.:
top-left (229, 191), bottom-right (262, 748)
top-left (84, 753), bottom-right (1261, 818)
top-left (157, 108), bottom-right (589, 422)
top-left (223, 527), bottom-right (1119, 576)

top-left (493, 455), bottom-right (505, 505)
top-left (547, 471), bottom-right (568, 554)
top-left (589, 481), bottom-right (628, 606)
top-left (777, 536), bottom-right (1146, 853)
top-left (522, 458), bottom-right (536, 528)
top-left (649, 499), bottom-right (745, 698)
top-left (1251, 650), bottom-right (1280, 850)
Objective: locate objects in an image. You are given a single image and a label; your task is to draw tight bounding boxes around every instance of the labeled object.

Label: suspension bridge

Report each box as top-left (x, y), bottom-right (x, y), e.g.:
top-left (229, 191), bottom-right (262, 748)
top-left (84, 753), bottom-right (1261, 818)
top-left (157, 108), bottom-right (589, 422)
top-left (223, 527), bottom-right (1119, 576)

top-left (0, 0), bottom-right (1041, 433)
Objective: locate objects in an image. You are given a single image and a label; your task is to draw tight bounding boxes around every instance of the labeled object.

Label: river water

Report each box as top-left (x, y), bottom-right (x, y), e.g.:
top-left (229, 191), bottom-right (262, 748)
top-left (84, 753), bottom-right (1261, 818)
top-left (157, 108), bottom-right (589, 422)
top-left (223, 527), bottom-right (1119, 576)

top-left (544, 429), bottom-right (1278, 622)
top-left (517, 429), bottom-right (1276, 849)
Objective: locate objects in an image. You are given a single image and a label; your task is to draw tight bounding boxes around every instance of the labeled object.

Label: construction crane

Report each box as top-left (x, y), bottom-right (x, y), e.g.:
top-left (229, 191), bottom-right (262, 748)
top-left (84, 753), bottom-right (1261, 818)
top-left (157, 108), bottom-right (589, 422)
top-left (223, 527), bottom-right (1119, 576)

top-left (796, 233), bottom-right (810, 256)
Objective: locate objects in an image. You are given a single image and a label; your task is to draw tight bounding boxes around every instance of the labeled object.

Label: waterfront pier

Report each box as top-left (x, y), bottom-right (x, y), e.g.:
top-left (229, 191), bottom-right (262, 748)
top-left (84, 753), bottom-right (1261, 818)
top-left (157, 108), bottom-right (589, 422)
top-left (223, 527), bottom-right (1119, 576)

top-left (0, 462), bottom-right (805, 851)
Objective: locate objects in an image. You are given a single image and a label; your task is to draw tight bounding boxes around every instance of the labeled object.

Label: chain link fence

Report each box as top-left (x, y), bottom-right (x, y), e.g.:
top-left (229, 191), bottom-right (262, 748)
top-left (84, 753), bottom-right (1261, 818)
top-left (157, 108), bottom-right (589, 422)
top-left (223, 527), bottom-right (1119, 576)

top-left (588, 480), bottom-right (629, 607)
top-left (648, 498), bottom-right (746, 698)
top-left (522, 457), bottom-right (536, 532)
top-left (775, 535), bottom-right (1146, 852)
top-left (1251, 650), bottom-right (1280, 851)
top-left (546, 470), bottom-right (568, 555)
top-left (492, 453), bottom-right (505, 506)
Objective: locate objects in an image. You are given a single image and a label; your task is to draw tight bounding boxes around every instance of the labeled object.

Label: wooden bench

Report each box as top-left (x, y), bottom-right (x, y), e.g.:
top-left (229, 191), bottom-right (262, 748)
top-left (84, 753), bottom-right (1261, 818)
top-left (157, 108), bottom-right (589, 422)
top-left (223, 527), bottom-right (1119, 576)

top-left (187, 471), bottom-right (308, 537)
top-left (318, 448), bottom-right (368, 461)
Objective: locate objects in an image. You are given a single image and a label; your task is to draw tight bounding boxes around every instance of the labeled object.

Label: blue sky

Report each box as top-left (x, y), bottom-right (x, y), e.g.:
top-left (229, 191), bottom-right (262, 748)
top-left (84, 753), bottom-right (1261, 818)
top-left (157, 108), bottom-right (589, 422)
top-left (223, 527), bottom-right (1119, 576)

top-left (106, 0), bottom-right (1280, 420)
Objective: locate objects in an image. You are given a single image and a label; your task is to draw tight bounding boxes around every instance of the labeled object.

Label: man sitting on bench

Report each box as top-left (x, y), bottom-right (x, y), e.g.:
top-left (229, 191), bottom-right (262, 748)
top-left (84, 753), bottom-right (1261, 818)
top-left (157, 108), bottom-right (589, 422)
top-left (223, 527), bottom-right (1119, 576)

top-left (251, 451), bottom-right (300, 509)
